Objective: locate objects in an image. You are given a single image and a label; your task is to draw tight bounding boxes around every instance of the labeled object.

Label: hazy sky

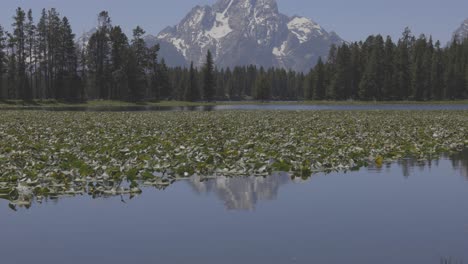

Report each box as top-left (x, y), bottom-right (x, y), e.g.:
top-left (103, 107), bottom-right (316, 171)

top-left (0, 0), bottom-right (466, 43)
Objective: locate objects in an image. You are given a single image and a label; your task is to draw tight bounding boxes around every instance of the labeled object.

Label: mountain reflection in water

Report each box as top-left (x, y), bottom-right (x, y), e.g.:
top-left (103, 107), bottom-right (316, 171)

top-left (189, 173), bottom-right (291, 211)
top-left (186, 150), bottom-right (468, 211)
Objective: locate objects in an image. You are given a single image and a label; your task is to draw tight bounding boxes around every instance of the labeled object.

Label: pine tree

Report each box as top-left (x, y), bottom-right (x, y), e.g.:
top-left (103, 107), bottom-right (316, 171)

top-left (25, 9), bottom-right (36, 96)
top-left (331, 44), bottom-right (352, 99)
top-left (349, 42), bottom-right (361, 99)
top-left (0, 25), bottom-right (6, 99)
top-left (147, 44), bottom-right (160, 100)
top-left (359, 35), bottom-right (385, 100)
top-left (304, 69), bottom-right (314, 100)
top-left (47, 8), bottom-right (62, 98)
top-left (7, 32), bottom-right (17, 99)
top-left (430, 41), bottom-right (444, 100)
top-left (128, 26), bottom-right (147, 101)
top-left (157, 59), bottom-right (171, 100)
top-left (184, 62), bottom-right (199, 102)
top-left (87, 11), bottom-right (112, 99)
top-left (254, 71), bottom-right (271, 101)
top-left (203, 50), bottom-right (215, 101)
top-left (314, 57), bottom-right (326, 100)
top-left (36, 9), bottom-right (48, 99)
top-left (395, 28), bottom-right (412, 100)
top-left (325, 44), bottom-right (337, 99)
top-left (215, 68), bottom-right (226, 98)
top-left (109, 26), bottom-right (129, 99)
top-left (411, 35), bottom-right (432, 100)
top-left (383, 36), bottom-right (395, 99)
top-left (60, 17), bottom-right (79, 100)
top-left (12, 7), bottom-right (30, 100)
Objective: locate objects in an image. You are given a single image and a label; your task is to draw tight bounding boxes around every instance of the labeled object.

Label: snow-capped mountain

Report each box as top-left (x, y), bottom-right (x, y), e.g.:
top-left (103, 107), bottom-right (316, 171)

top-left (453, 18), bottom-right (468, 41)
top-left (153, 0), bottom-right (344, 72)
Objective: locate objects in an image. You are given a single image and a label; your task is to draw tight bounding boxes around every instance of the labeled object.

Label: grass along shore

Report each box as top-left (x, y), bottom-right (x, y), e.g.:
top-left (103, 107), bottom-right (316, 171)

top-left (0, 99), bottom-right (467, 108)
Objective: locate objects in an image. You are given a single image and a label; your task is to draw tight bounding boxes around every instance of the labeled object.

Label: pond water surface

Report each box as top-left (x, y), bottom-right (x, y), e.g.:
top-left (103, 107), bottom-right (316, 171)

top-left (1, 151), bottom-right (468, 264)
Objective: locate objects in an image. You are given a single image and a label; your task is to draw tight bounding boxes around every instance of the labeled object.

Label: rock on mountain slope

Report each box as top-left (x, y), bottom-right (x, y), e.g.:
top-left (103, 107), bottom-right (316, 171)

top-left (151, 0), bottom-right (344, 72)
top-left (453, 18), bottom-right (468, 41)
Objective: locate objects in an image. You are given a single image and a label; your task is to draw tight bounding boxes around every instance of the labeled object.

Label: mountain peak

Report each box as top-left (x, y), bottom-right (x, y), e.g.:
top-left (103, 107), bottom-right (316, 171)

top-left (155, 0), bottom-right (343, 71)
top-left (453, 18), bottom-right (468, 41)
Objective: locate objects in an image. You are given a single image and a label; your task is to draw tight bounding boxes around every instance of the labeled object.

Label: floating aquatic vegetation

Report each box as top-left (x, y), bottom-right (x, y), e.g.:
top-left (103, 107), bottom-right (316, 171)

top-left (0, 110), bottom-right (467, 208)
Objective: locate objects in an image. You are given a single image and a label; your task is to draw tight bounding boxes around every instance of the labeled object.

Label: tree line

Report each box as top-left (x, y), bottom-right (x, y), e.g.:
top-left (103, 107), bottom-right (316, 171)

top-left (306, 28), bottom-right (468, 101)
top-left (0, 8), bottom-right (467, 102)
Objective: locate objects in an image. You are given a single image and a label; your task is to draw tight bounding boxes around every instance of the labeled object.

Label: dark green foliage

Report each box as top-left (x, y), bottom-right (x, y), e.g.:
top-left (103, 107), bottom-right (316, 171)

top-left (184, 62), bottom-right (200, 102)
top-left (12, 8), bottom-right (30, 100)
top-left (203, 50), bottom-right (215, 101)
top-left (109, 26), bottom-right (129, 100)
top-left (314, 58), bottom-right (326, 100)
top-left (254, 71), bottom-right (271, 101)
top-left (147, 44), bottom-right (160, 100)
top-left (331, 44), bottom-right (353, 99)
top-left (0, 25), bottom-right (6, 99)
top-left (87, 11), bottom-right (112, 99)
top-left (359, 35), bottom-right (385, 100)
top-left (157, 59), bottom-right (171, 99)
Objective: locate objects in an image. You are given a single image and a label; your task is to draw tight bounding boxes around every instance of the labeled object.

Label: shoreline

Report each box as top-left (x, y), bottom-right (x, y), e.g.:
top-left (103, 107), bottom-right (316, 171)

top-left (1, 99), bottom-right (467, 109)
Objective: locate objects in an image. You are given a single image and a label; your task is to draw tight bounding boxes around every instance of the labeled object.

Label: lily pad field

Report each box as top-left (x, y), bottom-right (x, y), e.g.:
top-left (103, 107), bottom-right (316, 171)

top-left (0, 110), bottom-right (467, 208)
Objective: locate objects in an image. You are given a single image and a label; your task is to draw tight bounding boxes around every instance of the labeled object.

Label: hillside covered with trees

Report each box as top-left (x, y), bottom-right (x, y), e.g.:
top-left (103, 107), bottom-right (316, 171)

top-left (0, 8), bottom-right (467, 102)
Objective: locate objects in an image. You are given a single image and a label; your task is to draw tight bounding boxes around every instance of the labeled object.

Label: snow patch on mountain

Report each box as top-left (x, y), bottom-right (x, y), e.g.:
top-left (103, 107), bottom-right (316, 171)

top-left (287, 17), bottom-right (323, 43)
top-left (170, 37), bottom-right (188, 57)
top-left (272, 41), bottom-right (288, 57)
top-left (206, 3), bottom-right (233, 40)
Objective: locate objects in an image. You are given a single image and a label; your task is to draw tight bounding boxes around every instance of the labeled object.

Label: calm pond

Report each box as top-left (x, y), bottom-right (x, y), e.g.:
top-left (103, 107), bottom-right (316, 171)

top-left (1, 150), bottom-right (467, 264)
top-left (3, 103), bottom-right (468, 111)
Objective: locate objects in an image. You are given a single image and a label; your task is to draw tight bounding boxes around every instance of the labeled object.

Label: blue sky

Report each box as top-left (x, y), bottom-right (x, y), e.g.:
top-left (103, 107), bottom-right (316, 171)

top-left (0, 0), bottom-right (466, 43)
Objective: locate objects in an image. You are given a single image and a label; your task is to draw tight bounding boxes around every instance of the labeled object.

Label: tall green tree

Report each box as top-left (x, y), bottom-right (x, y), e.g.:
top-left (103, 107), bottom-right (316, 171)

top-left (430, 41), bottom-right (444, 99)
top-left (359, 35), bottom-right (385, 100)
top-left (331, 43), bottom-right (352, 99)
top-left (12, 7), bottom-right (30, 100)
top-left (128, 26), bottom-right (147, 101)
top-left (7, 32), bottom-right (17, 99)
top-left (203, 50), bottom-right (215, 101)
top-left (109, 26), bottom-right (129, 99)
top-left (25, 9), bottom-right (36, 95)
top-left (0, 25), bottom-right (6, 99)
top-left (304, 69), bottom-right (315, 100)
top-left (184, 62), bottom-right (200, 102)
top-left (411, 35), bottom-right (432, 100)
top-left (147, 44), bottom-right (160, 100)
top-left (157, 58), bottom-right (171, 100)
top-left (325, 44), bottom-right (337, 99)
top-left (47, 8), bottom-right (62, 98)
top-left (58, 17), bottom-right (79, 100)
top-left (314, 57), bottom-right (326, 100)
top-left (394, 28), bottom-right (412, 100)
top-left (87, 11), bottom-right (112, 99)
top-left (254, 71), bottom-right (271, 101)
top-left (382, 36), bottom-right (395, 99)
top-left (36, 8), bottom-right (48, 99)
